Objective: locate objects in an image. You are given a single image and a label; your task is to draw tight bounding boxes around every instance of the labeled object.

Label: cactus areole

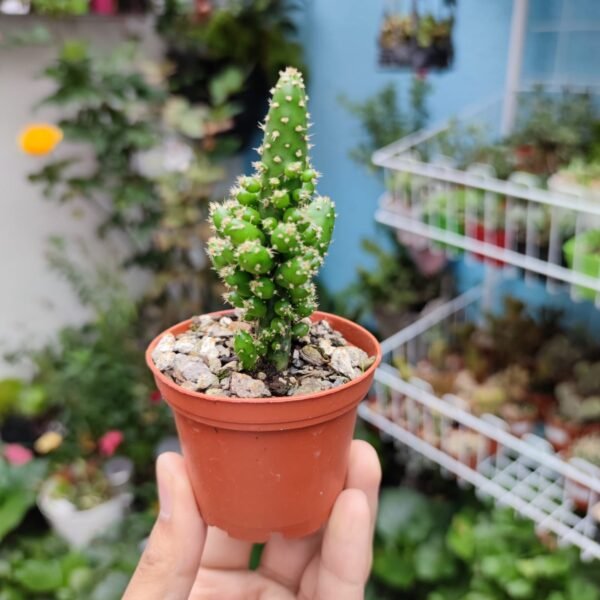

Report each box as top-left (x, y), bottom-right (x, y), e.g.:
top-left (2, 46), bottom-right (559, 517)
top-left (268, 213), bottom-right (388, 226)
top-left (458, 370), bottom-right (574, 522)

top-left (207, 68), bottom-right (335, 373)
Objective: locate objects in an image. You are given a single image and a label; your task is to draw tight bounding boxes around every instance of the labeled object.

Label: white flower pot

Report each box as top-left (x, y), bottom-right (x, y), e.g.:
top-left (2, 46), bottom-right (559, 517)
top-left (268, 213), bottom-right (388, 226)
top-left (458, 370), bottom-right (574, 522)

top-left (38, 480), bottom-right (132, 548)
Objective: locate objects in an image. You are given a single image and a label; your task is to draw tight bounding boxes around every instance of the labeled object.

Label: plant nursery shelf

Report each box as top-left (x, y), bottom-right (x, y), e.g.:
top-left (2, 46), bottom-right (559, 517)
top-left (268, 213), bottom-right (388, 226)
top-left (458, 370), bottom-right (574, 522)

top-left (361, 290), bottom-right (600, 560)
top-left (372, 92), bottom-right (600, 301)
top-left (375, 200), bottom-right (600, 296)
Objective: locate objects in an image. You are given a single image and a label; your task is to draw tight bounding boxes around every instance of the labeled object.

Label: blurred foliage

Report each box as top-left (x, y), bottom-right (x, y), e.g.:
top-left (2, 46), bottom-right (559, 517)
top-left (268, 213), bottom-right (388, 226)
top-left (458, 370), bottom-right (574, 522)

top-left (345, 230), bottom-right (445, 324)
top-left (0, 25), bottom-right (53, 49)
top-left (0, 510), bottom-right (153, 600)
top-left (370, 486), bottom-right (600, 600)
top-left (28, 40), bottom-right (231, 335)
top-left (339, 77), bottom-right (432, 171)
top-left (0, 459), bottom-right (48, 543)
top-left (10, 241), bottom-right (174, 471)
top-left (155, 0), bottom-right (305, 148)
top-left (508, 87), bottom-right (599, 176)
top-left (156, 0), bottom-right (305, 89)
top-left (31, 0), bottom-right (88, 15)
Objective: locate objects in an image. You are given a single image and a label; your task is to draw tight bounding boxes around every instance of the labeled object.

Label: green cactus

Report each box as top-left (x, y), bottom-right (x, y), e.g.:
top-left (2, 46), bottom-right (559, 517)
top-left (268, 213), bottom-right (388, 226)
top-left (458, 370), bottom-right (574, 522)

top-left (207, 67), bottom-right (335, 372)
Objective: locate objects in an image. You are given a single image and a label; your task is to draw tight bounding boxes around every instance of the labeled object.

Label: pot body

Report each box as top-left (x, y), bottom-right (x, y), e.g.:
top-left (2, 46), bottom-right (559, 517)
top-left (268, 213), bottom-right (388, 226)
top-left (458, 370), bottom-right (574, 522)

top-left (147, 311), bottom-right (381, 541)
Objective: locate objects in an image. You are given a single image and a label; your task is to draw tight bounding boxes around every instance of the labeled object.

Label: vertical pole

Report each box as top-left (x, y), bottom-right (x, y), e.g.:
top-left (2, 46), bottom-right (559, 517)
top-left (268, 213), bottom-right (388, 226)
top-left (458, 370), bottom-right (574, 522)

top-left (501, 0), bottom-right (529, 136)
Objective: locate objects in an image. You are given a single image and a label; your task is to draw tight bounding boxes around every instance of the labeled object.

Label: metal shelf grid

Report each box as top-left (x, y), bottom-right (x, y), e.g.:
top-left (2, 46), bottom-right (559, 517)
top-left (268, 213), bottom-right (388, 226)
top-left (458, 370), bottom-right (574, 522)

top-left (361, 289), bottom-right (600, 560)
top-left (372, 93), bottom-right (600, 303)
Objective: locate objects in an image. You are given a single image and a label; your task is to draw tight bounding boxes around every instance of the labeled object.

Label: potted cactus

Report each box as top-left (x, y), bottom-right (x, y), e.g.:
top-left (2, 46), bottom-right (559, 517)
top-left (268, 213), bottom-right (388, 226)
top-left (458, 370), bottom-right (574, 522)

top-left (146, 68), bottom-right (381, 541)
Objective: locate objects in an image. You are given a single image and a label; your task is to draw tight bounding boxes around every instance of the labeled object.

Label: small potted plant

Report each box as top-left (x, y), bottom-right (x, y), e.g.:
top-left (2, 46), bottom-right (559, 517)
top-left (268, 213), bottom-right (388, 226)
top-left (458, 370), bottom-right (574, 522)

top-left (146, 68), bottom-right (381, 541)
top-left (38, 459), bottom-right (132, 548)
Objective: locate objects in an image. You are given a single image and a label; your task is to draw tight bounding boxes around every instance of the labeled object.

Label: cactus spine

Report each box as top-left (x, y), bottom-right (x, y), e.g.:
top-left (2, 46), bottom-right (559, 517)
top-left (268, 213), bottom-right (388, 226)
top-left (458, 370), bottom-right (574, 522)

top-left (207, 67), bottom-right (335, 372)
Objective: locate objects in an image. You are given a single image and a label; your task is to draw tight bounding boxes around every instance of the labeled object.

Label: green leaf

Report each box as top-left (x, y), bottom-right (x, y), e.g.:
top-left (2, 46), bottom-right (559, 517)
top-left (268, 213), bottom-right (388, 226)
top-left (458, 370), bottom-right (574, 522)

top-left (0, 459), bottom-right (48, 541)
top-left (567, 577), bottom-right (600, 600)
top-left (504, 578), bottom-right (534, 599)
top-left (18, 384), bottom-right (48, 417)
top-left (14, 559), bottom-right (63, 592)
top-left (0, 379), bottom-right (22, 416)
top-left (0, 489), bottom-right (32, 541)
top-left (415, 536), bottom-right (457, 582)
top-left (67, 566), bottom-right (94, 592)
top-left (447, 513), bottom-right (476, 560)
top-left (0, 588), bottom-right (26, 600)
top-left (480, 555), bottom-right (518, 583)
top-left (60, 40), bottom-right (88, 63)
top-left (209, 67), bottom-right (245, 106)
top-left (516, 554), bottom-right (570, 580)
top-left (376, 487), bottom-right (434, 545)
top-left (372, 546), bottom-right (415, 589)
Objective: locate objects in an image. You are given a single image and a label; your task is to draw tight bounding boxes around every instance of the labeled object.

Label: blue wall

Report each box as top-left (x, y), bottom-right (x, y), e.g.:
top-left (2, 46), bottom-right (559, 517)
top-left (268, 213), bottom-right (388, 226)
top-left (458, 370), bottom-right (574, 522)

top-left (287, 0), bottom-right (600, 330)
top-left (297, 0), bottom-right (514, 292)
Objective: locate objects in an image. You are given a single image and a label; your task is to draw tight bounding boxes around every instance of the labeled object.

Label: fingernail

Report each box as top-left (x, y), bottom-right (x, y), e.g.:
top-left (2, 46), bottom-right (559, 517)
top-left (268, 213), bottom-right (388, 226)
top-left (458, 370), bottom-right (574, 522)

top-left (157, 457), bottom-right (172, 521)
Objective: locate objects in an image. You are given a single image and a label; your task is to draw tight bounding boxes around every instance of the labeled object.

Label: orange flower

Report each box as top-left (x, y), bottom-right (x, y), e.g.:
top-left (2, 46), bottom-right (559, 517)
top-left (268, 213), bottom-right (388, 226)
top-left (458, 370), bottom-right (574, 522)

top-left (18, 123), bottom-right (63, 156)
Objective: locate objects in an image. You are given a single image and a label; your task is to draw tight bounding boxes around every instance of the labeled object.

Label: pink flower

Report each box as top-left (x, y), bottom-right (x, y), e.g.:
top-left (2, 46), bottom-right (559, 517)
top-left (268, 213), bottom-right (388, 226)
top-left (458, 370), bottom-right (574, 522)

top-left (416, 68), bottom-right (428, 80)
top-left (3, 444), bottom-right (33, 466)
top-left (149, 390), bottom-right (162, 404)
top-left (99, 430), bottom-right (124, 457)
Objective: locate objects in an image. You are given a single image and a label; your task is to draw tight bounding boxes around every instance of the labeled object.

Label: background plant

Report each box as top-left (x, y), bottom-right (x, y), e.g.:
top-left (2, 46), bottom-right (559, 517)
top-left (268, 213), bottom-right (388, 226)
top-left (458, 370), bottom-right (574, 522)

top-left (370, 486), bottom-right (600, 600)
top-left (0, 511), bottom-right (153, 600)
top-left (8, 241), bottom-right (173, 473)
top-left (29, 40), bottom-right (235, 334)
top-left (340, 77), bottom-right (432, 172)
top-left (156, 0), bottom-right (305, 148)
top-left (342, 230), bottom-right (446, 330)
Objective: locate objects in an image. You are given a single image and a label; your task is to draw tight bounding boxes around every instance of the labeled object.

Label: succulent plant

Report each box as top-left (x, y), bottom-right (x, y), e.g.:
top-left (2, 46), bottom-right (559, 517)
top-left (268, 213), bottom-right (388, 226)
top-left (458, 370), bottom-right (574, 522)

top-left (570, 434), bottom-right (600, 468)
top-left (50, 459), bottom-right (113, 511)
top-left (534, 335), bottom-right (582, 389)
top-left (207, 68), bottom-right (335, 372)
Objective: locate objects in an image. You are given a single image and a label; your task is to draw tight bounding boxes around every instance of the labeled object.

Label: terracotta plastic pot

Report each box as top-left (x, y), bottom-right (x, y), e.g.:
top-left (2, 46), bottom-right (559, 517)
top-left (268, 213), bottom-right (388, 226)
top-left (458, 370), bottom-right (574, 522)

top-left (146, 311), bottom-right (381, 541)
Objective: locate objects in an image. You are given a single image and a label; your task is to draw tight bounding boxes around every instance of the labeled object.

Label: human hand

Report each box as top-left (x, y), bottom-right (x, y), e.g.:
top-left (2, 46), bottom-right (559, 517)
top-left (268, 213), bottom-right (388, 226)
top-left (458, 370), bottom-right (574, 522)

top-left (123, 440), bottom-right (381, 600)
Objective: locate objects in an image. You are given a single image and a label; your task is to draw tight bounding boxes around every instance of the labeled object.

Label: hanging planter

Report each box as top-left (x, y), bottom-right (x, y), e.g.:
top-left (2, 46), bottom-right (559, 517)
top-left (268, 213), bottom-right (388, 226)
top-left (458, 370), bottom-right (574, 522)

top-left (378, 0), bottom-right (456, 71)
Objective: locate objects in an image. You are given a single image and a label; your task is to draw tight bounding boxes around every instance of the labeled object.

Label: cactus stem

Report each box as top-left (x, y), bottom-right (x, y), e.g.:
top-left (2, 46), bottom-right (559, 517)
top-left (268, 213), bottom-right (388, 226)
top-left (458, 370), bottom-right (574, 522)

top-left (207, 66), bottom-right (336, 372)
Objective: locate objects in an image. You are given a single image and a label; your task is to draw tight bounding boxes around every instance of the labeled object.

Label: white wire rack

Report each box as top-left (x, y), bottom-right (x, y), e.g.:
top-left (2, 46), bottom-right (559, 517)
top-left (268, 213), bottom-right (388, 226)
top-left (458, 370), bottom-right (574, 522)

top-left (360, 289), bottom-right (600, 560)
top-left (372, 93), bottom-right (600, 304)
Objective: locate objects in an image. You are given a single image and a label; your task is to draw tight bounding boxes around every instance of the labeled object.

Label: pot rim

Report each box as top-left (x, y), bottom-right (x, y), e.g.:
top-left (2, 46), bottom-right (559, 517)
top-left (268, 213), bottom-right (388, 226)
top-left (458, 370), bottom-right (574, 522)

top-left (146, 310), bottom-right (382, 405)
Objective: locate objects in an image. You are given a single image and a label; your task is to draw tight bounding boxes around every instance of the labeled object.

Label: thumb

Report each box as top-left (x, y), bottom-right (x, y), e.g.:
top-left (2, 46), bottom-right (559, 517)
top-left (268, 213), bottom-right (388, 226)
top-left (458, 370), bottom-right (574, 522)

top-left (123, 452), bottom-right (206, 600)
